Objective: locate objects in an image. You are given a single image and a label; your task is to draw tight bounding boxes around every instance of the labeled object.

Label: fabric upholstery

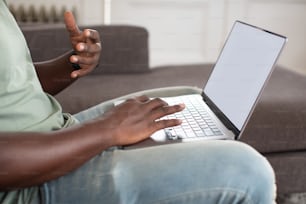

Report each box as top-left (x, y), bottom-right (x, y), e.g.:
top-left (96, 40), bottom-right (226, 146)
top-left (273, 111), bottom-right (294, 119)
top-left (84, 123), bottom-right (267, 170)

top-left (21, 24), bottom-right (306, 195)
top-left (21, 24), bottom-right (149, 74)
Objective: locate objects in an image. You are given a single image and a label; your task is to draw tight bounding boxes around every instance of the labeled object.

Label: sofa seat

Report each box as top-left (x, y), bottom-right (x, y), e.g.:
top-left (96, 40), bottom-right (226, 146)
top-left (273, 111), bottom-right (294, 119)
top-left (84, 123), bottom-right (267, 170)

top-left (21, 24), bottom-right (306, 200)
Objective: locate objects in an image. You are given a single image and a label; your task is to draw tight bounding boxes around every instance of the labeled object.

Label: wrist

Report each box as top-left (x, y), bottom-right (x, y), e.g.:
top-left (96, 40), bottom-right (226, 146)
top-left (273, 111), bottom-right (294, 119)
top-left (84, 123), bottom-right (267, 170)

top-left (82, 119), bottom-right (118, 148)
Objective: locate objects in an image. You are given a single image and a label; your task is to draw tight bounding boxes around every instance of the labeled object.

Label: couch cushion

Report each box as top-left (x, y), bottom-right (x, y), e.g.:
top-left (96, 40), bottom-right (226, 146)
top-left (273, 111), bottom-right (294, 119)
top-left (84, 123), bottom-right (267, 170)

top-left (55, 64), bottom-right (212, 113)
top-left (240, 66), bottom-right (306, 153)
top-left (55, 64), bottom-right (306, 153)
top-left (21, 24), bottom-right (150, 74)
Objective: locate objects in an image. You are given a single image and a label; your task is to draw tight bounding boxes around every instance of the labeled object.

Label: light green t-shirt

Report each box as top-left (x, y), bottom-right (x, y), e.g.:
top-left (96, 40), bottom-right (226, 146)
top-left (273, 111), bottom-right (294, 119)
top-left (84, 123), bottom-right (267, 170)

top-left (0, 0), bottom-right (78, 203)
top-left (0, 1), bottom-right (77, 132)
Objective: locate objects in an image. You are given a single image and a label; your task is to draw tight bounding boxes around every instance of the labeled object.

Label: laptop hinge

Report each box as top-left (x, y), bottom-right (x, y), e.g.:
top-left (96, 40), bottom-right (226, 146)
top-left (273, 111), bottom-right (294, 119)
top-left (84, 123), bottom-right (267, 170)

top-left (201, 92), bottom-right (240, 139)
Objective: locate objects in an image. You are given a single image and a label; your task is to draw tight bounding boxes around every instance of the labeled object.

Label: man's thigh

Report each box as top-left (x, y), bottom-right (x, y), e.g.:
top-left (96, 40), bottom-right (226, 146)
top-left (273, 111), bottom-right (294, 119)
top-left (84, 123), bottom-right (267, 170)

top-left (43, 140), bottom-right (275, 204)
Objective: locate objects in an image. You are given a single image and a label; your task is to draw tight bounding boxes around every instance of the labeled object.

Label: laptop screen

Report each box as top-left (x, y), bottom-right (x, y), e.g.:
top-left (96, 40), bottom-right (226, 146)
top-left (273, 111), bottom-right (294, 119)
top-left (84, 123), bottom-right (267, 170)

top-left (204, 21), bottom-right (287, 131)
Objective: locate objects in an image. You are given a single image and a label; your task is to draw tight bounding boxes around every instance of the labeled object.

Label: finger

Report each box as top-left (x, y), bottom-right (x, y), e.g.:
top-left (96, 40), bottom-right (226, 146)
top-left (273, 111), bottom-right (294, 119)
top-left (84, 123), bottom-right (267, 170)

top-left (64, 11), bottom-right (81, 37)
top-left (70, 55), bottom-right (78, 64)
top-left (70, 71), bottom-right (79, 79)
top-left (145, 98), bottom-right (168, 111)
top-left (71, 68), bottom-right (92, 78)
top-left (71, 55), bottom-right (99, 65)
top-left (135, 95), bottom-right (150, 103)
top-left (75, 42), bottom-right (101, 53)
top-left (150, 104), bottom-right (185, 120)
top-left (154, 119), bottom-right (183, 131)
top-left (84, 29), bottom-right (101, 43)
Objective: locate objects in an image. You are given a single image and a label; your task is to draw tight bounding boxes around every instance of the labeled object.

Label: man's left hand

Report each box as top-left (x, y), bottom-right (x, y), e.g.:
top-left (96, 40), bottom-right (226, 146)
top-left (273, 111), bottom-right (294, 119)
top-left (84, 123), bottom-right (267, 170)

top-left (64, 11), bottom-right (101, 78)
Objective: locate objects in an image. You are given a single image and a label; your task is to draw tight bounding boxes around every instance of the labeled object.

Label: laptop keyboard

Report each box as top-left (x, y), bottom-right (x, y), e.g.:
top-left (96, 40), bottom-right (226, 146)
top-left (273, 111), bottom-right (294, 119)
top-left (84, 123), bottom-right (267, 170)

top-left (163, 95), bottom-right (223, 140)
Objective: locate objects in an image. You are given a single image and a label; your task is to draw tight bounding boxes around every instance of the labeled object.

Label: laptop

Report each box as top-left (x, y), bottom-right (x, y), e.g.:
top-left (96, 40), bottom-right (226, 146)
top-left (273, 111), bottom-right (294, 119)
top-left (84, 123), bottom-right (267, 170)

top-left (122, 21), bottom-right (287, 149)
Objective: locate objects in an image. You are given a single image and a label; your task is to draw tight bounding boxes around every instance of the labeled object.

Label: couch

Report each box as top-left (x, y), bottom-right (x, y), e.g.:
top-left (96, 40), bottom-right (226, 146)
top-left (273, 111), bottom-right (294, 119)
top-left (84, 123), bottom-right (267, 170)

top-left (21, 24), bottom-right (306, 203)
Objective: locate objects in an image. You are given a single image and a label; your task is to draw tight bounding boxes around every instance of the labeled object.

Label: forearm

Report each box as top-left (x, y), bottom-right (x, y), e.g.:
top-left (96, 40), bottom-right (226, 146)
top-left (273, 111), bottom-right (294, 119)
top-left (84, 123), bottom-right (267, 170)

top-left (0, 121), bottom-right (114, 191)
top-left (34, 50), bottom-right (77, 95)
top-left (0, 97), bottom-right (185, 191)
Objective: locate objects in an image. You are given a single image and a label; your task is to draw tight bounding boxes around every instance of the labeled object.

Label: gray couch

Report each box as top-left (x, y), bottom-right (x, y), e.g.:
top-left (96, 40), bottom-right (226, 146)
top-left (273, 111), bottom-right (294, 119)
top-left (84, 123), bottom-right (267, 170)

top-left (21, 24), bottom-right (306, 202)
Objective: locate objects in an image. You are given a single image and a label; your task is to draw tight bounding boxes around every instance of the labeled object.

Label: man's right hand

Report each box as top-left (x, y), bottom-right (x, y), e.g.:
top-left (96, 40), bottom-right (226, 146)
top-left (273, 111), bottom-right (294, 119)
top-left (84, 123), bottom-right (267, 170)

top-left (94, 96), bottom-right (185, 146)
top-left (0, 96), bottom-right (184, 190)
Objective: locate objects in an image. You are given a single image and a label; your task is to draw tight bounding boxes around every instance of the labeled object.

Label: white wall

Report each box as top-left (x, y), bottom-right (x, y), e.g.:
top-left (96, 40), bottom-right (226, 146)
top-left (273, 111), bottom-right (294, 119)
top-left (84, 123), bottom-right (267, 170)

top-left (111, 0), bottom-right (220, 67)
top-left (7, 0), bottom-right (306, 75)
top-left (224, 0), bottom-right (306, 76)
top-left (110, 0), bottom-right (306, 75)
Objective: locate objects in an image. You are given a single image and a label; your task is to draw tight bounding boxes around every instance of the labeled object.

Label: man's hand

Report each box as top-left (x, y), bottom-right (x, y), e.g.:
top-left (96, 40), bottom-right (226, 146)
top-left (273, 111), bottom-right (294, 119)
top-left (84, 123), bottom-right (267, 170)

top-left (97, 96), bottom-right (185, 146)
top-left (64, 11), bottom-right (101, 78)
top-left (0, 95), bottom-right (184, 189)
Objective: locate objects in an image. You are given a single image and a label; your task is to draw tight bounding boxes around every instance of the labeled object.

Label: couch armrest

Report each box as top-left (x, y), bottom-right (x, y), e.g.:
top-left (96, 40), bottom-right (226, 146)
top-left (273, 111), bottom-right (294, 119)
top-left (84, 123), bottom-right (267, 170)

top-left (21, 24), bottom-right (150, 74)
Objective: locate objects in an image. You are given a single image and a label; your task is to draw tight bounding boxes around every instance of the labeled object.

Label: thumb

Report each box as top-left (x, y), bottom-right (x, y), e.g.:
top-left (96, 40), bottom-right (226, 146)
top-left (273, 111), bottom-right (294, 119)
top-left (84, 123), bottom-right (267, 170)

top-left (64, 11), bottom-right (81, 37)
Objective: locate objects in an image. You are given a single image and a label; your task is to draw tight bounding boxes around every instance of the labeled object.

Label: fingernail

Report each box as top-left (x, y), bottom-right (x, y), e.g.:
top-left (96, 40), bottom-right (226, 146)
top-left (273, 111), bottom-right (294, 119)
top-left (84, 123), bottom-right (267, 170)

top-left (85, 30), bottom-right (91, 37)
top-left (179, 103), bottom-right (185, 108)
top-left (71, 72), bottom-right (78, 78)
top-left (78, 44), bottom-right (85, 51)
top-left (71, 55), bottom-right (78, 63)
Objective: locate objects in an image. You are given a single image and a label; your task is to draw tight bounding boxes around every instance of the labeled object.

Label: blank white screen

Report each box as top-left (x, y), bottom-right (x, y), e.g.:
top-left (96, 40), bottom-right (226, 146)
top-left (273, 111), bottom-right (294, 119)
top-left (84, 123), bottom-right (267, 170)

top-left (204, 21), bottom-right (286, 131)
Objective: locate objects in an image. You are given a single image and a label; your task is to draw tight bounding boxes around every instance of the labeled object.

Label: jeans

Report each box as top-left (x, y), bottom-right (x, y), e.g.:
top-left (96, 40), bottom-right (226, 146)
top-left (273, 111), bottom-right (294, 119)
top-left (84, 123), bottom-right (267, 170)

top-left (42, 86), bottom-right (276, 204)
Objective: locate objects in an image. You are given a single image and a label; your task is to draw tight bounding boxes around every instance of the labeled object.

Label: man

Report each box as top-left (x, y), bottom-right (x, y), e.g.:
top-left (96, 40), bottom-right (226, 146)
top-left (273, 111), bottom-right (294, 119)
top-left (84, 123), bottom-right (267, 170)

top-left (0, 1), bottom-right (276, 203)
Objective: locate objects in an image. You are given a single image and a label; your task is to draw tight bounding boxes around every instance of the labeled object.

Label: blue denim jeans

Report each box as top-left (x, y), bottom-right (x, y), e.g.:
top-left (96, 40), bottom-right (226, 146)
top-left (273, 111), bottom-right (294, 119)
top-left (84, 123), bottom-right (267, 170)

top-left (42, 86), bottom-right (276, 204)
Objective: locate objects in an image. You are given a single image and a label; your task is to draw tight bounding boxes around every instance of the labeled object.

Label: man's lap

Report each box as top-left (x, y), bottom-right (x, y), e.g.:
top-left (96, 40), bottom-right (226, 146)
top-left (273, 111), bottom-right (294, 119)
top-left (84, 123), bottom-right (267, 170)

top-left (43, 140), bottom-right (275, 204)
top-left (42, 87), bottom-right (275, 204)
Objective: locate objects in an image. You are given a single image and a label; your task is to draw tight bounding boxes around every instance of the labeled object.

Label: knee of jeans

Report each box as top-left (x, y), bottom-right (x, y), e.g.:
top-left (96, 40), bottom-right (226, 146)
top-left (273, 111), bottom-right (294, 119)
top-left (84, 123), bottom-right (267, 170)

top-left (225, 141), bottom-right (276, 203)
